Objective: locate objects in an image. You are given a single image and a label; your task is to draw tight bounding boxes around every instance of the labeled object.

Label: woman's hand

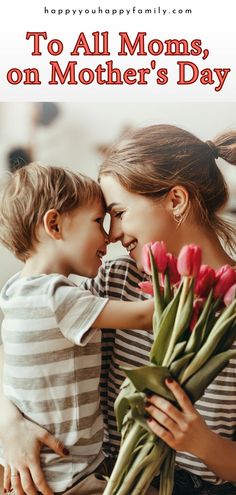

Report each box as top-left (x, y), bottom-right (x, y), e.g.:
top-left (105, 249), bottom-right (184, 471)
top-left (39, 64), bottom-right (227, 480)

top-left (145, 377), bottom-right (236, 482)
top-left (2, 416), bottom-right (69, 495)
top-left (145, 377), bottom-right (210, 456)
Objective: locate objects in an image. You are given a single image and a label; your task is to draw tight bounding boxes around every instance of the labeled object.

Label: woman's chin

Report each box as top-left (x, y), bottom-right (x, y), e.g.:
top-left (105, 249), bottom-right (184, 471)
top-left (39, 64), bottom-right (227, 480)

top-left (128, 248), bottom-right (142, 269)
top-left (131, 254), bottom-right (143, 271)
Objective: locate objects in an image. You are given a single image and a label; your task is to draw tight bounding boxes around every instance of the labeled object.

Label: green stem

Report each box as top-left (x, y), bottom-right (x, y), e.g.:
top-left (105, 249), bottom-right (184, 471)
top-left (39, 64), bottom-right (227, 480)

top-left (174, 277), bottom-right (190, 327)
top-left (131, 442), bottom-right (169, 495)
top-left (164, 273), bottom-right (172, 306)
top-left (115, 438), bottom-right (155, 495)
top-left (149, 249), bottom-right (164, 322)
top-left (159, 449), bottom-right (175, 495)
top-left (131, 461), bottom-right (159, 495)
top-left (103, 422), bottom-right (143, 495)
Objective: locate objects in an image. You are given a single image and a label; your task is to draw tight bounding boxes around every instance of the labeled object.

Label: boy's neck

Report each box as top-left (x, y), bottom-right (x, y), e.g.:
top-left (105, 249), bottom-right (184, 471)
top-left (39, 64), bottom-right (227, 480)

top-left (21, 253), bottom-right (70, 278)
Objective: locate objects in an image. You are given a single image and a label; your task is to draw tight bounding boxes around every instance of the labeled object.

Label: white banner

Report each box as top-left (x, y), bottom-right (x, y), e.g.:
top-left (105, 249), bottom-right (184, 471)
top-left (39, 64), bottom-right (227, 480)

top-left (1, 0), bottom-right (236, 101)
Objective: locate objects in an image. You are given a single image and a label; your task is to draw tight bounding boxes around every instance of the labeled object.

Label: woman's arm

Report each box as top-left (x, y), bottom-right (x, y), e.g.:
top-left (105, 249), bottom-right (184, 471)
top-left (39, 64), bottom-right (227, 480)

top-left (145, 378), bottom-right (236, 483)
top-left (0, 345), bottom-right (68, 495)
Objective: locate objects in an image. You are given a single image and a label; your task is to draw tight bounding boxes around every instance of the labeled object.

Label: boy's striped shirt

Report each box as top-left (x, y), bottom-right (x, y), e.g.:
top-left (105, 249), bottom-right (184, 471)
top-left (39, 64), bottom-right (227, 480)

top-left (1, 272), bottom-right (108, 492)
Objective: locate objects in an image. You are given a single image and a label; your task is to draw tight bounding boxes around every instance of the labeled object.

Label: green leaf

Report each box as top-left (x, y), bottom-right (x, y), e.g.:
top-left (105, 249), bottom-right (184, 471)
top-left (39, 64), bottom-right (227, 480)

top-left (170, 352), bottom-right (194, 380)
top-left (173, 283), bottom-right (194, 340)
top-left (181, 314), bottom-right (236, 383)
top-left (150, 284), bottom-right (182, 365)
top-left (183, 349), bottom-right (236, 402)
top-left (123, 392), bottom-right (153, 433)
top-left (214, 323), bottom-right (236, 354)
top-left (163, 279), bottom-right (194, 367)
top-left (169, 340), bottom-right (187, 364)
top-left (121, 365), bottom-right (175, 402)
top-left (210, 299), bottom-right (236, 335)
top-left (185, 290), bottom-right (213, 354)
top-left (114, 378), bottom-right (136, 431)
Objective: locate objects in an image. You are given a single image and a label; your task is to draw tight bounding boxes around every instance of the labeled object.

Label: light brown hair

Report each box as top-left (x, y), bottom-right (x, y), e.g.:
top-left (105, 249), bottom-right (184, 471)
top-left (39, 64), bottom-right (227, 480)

top-left (0, 163), bottom-right (103, 261)
top-left (99, 125), bottom-right (236, 253)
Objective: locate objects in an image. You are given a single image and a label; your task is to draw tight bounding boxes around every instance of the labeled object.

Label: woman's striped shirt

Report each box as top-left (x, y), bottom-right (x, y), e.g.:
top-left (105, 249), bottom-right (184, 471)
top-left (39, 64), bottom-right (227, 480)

top-left (84, 256), bottom-right (236, 485)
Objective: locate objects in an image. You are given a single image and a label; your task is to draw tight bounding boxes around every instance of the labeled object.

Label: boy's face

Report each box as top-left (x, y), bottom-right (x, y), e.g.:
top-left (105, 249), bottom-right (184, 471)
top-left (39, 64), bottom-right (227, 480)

top-left (59, 200), bottom-right (108, 277)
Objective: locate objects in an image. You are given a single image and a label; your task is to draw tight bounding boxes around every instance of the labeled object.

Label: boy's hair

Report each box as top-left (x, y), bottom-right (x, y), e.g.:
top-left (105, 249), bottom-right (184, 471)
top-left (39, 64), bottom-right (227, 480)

top-left (0, 162), bottom-right (103, 261)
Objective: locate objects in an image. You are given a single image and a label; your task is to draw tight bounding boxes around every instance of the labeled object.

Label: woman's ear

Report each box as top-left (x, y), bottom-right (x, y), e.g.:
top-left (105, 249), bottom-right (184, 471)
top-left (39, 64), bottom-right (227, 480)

top-left (43, 209), bottom-right (62, 239)
top-left (166, 186), bottom-right (190, 224)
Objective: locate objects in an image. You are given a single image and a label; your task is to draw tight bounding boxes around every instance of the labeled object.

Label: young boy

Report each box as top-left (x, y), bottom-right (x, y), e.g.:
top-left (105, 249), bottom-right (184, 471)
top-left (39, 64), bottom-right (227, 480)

top-left (0, 163), bottom-right (153, 494)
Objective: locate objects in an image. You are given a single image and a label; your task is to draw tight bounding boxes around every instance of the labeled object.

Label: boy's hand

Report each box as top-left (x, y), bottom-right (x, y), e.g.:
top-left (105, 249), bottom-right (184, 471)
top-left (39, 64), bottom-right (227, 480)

top-left (2, 417), bottom-right (69, 495)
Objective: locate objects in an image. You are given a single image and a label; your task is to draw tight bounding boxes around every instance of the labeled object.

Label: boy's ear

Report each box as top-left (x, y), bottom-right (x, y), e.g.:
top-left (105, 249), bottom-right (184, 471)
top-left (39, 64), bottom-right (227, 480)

top-left (43, 209), bottom-right (62, 240)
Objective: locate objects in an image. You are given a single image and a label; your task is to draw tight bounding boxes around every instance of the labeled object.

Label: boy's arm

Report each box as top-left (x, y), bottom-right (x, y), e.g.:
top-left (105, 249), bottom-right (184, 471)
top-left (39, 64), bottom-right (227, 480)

top-left (0, 345), bottom-right (67, 495)
top-left (92, 299), bottom-right (153, 330)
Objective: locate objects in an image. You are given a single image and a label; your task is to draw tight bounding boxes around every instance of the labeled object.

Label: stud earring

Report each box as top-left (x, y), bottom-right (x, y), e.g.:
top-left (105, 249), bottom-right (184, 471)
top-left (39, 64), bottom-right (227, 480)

top-left (173, 210), bottom-right (183, 225)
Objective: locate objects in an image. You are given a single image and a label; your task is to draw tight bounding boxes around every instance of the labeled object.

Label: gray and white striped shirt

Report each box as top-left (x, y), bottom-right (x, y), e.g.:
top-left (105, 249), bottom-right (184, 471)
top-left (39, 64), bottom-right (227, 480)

top-left (1, 272), bottom-right (108, 493)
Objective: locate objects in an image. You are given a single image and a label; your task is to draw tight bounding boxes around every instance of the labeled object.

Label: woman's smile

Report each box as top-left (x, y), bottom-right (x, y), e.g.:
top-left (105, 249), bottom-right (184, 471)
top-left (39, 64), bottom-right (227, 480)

top-left (100, 175), bottom-right (176, 269)
top-left (124, 240), bottom-right (138, 254)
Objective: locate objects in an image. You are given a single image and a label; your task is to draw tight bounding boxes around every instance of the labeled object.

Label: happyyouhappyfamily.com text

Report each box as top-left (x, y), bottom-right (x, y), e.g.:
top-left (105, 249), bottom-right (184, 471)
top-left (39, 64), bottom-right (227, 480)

top-left (43, 5), bottom-right (192, 16)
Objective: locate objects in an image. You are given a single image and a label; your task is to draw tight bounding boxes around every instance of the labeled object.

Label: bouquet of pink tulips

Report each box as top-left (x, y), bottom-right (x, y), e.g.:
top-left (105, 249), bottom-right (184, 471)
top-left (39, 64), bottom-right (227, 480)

top-left (103, 242), bottom-right (236, 495)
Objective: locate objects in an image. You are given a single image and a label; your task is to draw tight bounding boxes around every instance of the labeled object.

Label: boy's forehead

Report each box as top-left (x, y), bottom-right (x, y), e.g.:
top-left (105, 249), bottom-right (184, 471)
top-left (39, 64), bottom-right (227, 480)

top-left (89, 199), bottom-right (105, 214)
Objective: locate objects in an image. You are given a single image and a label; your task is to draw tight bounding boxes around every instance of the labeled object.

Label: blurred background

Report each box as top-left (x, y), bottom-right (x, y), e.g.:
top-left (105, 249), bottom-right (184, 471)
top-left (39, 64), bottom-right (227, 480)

top-left (0, 101), bottom-right (236, 325)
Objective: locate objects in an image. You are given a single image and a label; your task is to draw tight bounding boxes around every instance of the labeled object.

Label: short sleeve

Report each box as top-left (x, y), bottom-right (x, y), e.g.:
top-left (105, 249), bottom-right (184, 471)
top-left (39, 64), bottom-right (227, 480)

top-left (49, 275), bottom-right (108, 346)
top-left (82, 265), bottom-right (106, 297)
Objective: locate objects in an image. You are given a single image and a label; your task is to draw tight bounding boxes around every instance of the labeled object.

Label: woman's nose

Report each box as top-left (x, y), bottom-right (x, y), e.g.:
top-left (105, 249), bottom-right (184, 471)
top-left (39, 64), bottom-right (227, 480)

top-left (102, 227), bottom-right (110, 245)
top-left (108, 219), bottom-right (123, 243)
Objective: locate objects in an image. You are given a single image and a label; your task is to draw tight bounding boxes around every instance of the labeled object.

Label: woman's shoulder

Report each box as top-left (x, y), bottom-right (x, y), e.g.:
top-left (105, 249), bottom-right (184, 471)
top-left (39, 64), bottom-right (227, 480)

top-left (104, 256), bottom-right (145, 282)
top-left (105, 255), bottom-right (138, 270)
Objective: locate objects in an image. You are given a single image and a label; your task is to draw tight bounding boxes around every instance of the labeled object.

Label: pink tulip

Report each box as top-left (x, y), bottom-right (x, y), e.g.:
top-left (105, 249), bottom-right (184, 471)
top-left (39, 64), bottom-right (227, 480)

top-left (141, 243), bottom-right (152, 275)
top-left (177, 244), bottom-right (202, 278)
top-left (195, 265), bottom-right (215, 298)
top-left (152, 241), bottom-right (168, 273)
top-left (138, 281), bottom-right (154, 296)
top-left (223, 283), bottom-right (236, 306)
top-left (139, 281), bottom-right (164, 297)
top-left (166, 253), bottom-right (180, 285)
top-left (141, 241), bottom-right (168, 275)
top-left (213, 265), bottom-right (236, 299)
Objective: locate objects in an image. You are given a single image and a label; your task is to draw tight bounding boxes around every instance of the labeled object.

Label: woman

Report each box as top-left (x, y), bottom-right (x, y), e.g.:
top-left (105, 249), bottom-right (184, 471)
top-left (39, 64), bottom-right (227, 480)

top-left (1, 124), bottom-right (236, 495)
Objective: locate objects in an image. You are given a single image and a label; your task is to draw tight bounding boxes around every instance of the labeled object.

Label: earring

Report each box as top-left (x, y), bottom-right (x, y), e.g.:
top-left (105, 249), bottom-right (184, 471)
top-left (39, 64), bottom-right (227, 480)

top-left (173, 210), bottom-right (183, 225)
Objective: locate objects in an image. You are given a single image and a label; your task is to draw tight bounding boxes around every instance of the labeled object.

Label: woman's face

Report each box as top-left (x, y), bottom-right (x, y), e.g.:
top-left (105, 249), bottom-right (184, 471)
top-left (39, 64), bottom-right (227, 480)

top-left (100, 175), bottom-right (177, 270)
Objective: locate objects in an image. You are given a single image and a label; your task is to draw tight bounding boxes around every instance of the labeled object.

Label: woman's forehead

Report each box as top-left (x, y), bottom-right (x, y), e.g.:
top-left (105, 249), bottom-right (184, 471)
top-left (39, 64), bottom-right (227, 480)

top-left (100, 175), bottom-right (134, 204)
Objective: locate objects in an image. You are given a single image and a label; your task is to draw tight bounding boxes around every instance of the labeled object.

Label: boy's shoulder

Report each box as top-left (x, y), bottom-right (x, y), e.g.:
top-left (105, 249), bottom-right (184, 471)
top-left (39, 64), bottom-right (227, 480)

top-left (0, 272), bottom-right (76, 302)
